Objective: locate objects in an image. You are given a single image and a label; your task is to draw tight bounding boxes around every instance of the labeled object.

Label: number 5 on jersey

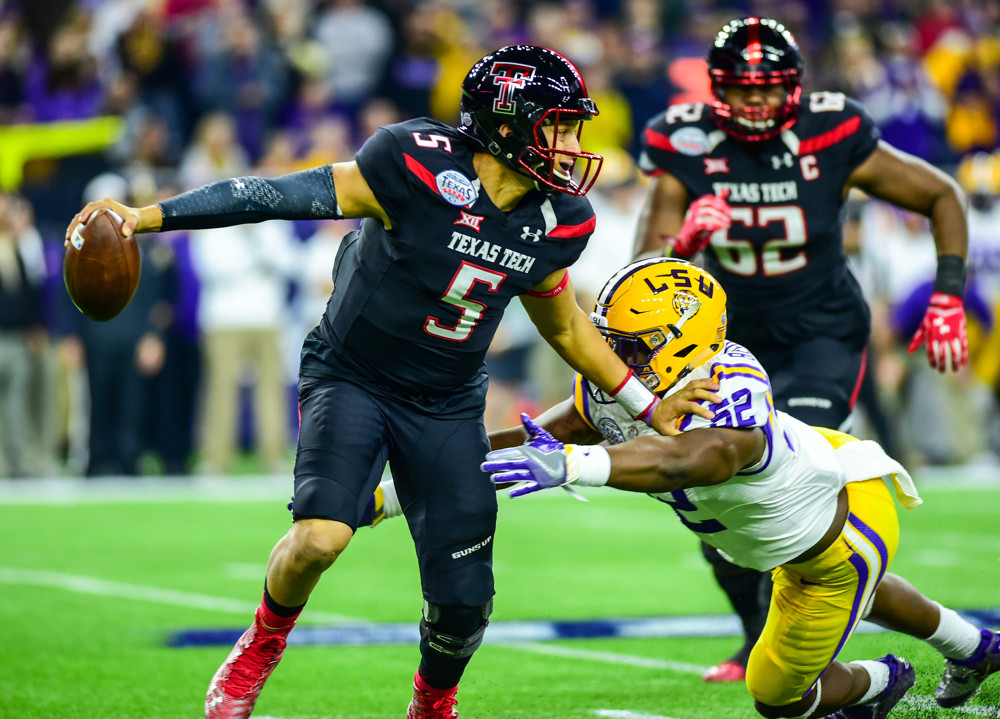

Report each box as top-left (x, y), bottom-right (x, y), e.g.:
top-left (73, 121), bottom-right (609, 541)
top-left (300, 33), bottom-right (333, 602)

top-left (425, 262), bottom-right (506, 341)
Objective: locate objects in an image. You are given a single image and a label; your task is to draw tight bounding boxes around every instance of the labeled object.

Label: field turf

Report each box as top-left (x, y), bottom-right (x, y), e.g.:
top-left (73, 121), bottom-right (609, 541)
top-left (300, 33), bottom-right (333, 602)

top-left (1, 474), bottom-right (997, 719)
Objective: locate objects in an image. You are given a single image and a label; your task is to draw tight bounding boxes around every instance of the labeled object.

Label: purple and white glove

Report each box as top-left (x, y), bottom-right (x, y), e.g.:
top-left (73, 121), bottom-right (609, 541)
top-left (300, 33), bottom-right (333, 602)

top-left (481, 414), bottom-right (610, 498)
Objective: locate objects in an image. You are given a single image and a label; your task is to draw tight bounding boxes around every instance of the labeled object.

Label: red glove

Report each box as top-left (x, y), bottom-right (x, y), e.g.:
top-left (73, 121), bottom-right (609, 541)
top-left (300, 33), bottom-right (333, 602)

top-left (907, 292), bottom-right (968, 372)
top-left (669, 191), bottom-right (731, 258)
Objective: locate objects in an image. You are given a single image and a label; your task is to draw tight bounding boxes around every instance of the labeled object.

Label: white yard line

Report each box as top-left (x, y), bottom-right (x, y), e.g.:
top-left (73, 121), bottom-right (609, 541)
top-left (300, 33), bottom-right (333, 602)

top-left (0, 475), bottom-right (292, 504)
top-left (0, 566), bottom-right (365, 624)
top-left (904, 695), bottom-right (1000, 717)
top-left (594, 712), bottom-right (685, 719)
top-left (496, 642), bottom-right (707, 674)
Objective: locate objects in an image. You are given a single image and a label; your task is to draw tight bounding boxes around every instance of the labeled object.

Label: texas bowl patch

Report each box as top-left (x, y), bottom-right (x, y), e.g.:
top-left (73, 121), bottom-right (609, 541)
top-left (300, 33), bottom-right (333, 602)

top-left (436, 170), bottom-right (478, 207)
top-left (598, 417), bottom-right (627, 445)
top-left (670, 127), bottom-right (710, 156)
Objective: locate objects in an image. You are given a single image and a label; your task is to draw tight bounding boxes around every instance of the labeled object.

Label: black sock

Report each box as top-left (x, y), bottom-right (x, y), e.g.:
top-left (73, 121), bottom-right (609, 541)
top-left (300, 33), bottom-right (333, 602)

top-left (263, 583), bottom-right (305, 618)
top-left (417, 655), bottom-right (471, 690)
top-left (417, 605), bottom-right (485, 689)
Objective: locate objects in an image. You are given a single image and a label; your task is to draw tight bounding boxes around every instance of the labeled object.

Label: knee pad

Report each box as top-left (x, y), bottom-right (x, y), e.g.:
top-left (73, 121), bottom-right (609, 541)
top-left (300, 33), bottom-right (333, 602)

top-left (419, 600), bottom-right (493, 659)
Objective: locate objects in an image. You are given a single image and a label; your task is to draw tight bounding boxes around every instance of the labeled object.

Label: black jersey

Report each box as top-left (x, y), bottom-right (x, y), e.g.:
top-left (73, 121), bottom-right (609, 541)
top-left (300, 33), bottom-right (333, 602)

top-left (306, 118), bottom-right (596, 394)
top-left (639, 93), bottom-right (879, 318)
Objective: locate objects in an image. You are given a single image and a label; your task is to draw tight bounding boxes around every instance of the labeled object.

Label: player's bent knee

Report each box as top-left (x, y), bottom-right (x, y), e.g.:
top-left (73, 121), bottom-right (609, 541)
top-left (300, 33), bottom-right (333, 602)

top-left (747, 655), bottom-right (809, 709)
top-left (753, 700), bottom-right (783, 719)
top-left (288, 518), bottom-right (354, 569)
top-left (753, 699), bottom-right (803, 719)
top-left (749, 671), bottom-right (822, 719)
top-left (419, 600), bottom-right (493, 659)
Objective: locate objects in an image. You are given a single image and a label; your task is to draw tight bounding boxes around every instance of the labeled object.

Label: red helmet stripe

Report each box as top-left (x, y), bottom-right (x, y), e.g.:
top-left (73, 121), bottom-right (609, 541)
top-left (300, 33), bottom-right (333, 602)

top-left (746, 19), bottom-right (762, 66)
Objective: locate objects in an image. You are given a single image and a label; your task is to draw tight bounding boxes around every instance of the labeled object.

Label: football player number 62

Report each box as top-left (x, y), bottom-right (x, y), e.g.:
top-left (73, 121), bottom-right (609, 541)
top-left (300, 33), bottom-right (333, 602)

top-left (712, 205), bottom-right (808, 277)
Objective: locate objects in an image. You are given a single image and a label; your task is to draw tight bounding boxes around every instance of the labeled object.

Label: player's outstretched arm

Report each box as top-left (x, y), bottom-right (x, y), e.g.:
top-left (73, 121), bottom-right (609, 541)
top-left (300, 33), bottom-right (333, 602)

top-left (489, 378), bottom-right (721, 451)
top-left (848, 141), bottom-right (969, 372)
top-left (65, 161), bottom-right (390, 243)
top-left (602, 425), bottom-right (763, 492)
top-left (520, 270), bottom-right (649, 407)
top-left (483, 421), bottom-right (764, 497)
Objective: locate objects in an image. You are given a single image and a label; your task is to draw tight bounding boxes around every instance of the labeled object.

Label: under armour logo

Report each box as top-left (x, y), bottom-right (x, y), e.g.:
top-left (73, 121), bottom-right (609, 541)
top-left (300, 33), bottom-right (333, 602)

top-left (704, 158), bottom-right (729, 174)
top-left (521, 226), bottom-right (542, 242)
top-left (490, 62), bottom-right (536, 114)
top-left (771, 153), bottom-right (794, 170)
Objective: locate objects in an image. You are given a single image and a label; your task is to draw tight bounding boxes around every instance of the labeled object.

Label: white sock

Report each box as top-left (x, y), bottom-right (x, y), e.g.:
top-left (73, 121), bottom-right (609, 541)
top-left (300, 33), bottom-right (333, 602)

top-left (926, 603), bottom-right (983, 660)
top-left (851, 660), bottom-right (890, 704)
top-left (379, 479), bottom-right (402, 519)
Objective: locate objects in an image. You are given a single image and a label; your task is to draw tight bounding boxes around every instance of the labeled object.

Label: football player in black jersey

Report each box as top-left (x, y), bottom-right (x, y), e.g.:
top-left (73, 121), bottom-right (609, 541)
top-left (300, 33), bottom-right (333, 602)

top-left (66, 46), bottom-right (717, 719)
top-left (632, 17), bottom-right (970, 683)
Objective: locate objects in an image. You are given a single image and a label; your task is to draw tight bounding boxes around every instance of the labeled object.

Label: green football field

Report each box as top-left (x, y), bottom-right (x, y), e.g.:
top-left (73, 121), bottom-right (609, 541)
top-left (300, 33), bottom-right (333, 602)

top-left (1, 473), bottom-right (998, 719)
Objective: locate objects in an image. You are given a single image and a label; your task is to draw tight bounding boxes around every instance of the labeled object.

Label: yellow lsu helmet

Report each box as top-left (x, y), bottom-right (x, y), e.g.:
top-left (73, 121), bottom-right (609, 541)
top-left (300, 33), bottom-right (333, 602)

top-left (590, 258), bottom-right (727, 393)
top-left (956, 151), bottom-right (1000, 196)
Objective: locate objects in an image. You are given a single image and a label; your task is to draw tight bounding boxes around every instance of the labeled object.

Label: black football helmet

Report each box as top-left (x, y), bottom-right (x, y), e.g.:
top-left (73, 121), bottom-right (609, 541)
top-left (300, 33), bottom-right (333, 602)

top-left (459, 45), bottom-right (603, 196)
top-left (708, 17), bottom-right (803, 141)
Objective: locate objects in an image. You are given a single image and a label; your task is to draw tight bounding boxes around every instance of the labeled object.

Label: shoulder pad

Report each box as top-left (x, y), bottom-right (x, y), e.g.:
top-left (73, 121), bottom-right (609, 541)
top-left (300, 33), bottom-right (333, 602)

top-left (797, 92), bottom-right (872, 131)
top-left (640, 104), bottom-right (722, 169)
top-left (790, 93), bottom-right (878, 157)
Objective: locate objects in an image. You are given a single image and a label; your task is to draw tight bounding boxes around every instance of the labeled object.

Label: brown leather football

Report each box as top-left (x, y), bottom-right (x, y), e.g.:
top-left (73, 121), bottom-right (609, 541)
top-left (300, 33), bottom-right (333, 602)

top-left (64, 208), bottom-right (141, 322)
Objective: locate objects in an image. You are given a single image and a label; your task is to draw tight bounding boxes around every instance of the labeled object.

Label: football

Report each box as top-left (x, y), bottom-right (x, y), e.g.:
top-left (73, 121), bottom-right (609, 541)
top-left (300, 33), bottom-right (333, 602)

top-left (64, 208), bottom-right (141, 322)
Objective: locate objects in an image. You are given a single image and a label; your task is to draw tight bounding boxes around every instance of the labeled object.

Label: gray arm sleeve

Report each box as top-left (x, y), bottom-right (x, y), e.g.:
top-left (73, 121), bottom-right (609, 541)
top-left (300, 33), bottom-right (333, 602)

top-left (158, 165), bottom-right (342, 231)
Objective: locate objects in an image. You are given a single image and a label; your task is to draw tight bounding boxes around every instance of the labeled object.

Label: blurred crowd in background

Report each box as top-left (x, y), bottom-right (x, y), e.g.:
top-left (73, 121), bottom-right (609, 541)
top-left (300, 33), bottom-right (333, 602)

top-left (2, 0), bottom-right (1000, 478)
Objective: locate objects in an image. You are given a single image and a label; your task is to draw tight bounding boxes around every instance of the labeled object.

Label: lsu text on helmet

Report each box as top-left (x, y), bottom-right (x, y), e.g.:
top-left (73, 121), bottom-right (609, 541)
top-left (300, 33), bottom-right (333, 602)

top-left (590, 258), bottom-right (727, 393)
top-left (708, 17), bottom-right (803, 142)
top-left (459, 45), bottom-right (603, 196)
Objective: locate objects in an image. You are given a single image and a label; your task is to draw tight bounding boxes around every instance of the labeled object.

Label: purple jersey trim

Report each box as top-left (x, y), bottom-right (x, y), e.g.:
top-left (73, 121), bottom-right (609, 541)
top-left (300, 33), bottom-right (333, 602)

top-left (737, 418), bottom-right (775, 476)
top-left (709, 361), bottom-right (771, 382)
top-left (579, 377), bottom-right (593, 424)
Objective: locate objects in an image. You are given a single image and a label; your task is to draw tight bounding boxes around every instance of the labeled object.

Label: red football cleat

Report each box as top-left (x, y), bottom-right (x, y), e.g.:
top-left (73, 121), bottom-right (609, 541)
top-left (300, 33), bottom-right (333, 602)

top-left (205, 610), bottom-right (290, 718)
top-left (407, 672), bottom-right (460, 718)
top-left (703, 659), bottom-right (747, 683)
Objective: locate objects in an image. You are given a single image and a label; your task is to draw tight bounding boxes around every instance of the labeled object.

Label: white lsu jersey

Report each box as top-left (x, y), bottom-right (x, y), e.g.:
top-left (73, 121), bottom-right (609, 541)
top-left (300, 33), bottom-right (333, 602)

top-left (573, 341), bottom-right (847, 571)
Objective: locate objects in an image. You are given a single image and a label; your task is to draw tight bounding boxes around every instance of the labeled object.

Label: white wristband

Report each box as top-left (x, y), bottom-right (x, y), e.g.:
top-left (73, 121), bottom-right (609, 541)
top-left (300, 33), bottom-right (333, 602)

top-left (610, 372), bottom-right (658, 422)
top-left (565, 444), bottom-right (611, 487)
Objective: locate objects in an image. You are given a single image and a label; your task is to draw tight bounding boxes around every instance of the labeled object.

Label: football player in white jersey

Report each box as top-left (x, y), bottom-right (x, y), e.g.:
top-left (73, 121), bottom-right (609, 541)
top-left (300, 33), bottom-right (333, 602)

top-left (483, 258), bottom-right (999, 719)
